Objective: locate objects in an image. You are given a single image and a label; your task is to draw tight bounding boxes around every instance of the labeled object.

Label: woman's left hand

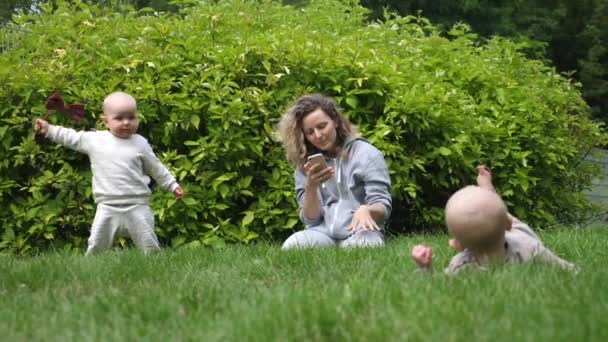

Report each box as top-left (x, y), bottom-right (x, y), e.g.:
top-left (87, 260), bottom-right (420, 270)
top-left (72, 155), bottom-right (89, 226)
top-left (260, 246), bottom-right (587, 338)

top-left (347, 205), bottom-right (380, 232)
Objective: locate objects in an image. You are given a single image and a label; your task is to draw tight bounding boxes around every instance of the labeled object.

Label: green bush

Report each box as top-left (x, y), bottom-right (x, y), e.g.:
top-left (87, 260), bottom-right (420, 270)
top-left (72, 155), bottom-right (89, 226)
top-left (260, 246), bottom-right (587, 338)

top-left (0, 0), bottom-right (605, 254)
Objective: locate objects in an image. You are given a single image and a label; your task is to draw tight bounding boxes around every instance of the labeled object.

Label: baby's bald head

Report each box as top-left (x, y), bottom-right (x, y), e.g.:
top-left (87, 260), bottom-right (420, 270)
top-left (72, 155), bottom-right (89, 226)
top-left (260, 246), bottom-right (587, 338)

top-left (445, 185), bottom-right (511, 252)
top-left (103, 92), bottom-right (137, 117)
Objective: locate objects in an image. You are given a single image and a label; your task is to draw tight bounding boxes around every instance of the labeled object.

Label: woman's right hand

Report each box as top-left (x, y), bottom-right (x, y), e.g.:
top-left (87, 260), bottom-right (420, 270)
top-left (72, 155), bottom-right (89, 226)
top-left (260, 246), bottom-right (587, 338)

top-left (303, 161), bottom-right (334, 190)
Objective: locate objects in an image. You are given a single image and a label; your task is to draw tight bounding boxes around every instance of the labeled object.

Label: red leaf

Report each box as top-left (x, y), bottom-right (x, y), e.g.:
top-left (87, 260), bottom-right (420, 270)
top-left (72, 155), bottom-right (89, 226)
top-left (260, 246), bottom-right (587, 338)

top-left (66, 104), bottom-right (85, 121)
top-left (45, 92), bottom-right (65, 112)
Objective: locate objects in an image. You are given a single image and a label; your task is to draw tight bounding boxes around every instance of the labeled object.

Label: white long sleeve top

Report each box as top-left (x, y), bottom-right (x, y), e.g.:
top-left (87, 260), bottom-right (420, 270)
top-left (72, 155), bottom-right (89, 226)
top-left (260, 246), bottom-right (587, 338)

top-left (445, 217), bottom-right (577, 275)
top-left (46, 125), bottom-right (179, 205)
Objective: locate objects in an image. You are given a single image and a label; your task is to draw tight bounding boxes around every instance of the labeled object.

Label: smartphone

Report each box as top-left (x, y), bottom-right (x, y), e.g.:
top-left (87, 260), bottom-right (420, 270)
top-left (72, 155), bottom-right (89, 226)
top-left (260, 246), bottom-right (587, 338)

top-left (307, 153), bottom-right (329, 170)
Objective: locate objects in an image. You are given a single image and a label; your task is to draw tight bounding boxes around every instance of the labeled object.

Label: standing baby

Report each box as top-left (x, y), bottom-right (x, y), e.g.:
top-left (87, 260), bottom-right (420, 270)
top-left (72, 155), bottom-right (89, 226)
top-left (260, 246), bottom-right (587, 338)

top-left (35, 92), bottom-right (184, 255)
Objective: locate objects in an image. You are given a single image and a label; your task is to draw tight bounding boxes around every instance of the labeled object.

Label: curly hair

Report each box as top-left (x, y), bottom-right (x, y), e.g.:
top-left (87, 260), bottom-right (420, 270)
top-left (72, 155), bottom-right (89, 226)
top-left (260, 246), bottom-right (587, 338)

top-left (277, 94), bottom-right (360, 167)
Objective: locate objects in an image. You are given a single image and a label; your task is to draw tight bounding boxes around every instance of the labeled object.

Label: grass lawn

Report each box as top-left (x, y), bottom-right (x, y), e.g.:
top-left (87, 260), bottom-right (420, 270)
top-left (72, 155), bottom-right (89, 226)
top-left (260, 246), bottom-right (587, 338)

top-left (1, 228), bottom-right (607, 341)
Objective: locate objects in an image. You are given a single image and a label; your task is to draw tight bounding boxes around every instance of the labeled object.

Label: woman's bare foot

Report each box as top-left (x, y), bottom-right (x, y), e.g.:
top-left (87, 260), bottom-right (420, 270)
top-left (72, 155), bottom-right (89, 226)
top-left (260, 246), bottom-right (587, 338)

top-left (476, 165), bottom-right (496, 192)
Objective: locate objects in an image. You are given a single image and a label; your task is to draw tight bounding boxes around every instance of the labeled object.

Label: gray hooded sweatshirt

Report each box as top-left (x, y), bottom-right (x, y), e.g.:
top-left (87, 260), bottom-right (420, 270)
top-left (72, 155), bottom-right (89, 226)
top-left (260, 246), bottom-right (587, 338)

top-left (295, 138), bottom-right (392, 240)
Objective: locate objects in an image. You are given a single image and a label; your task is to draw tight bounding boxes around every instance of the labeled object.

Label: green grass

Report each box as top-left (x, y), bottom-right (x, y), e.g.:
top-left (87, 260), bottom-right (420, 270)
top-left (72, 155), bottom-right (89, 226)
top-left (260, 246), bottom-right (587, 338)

top-left (1, 228), bottom-right (607, 341)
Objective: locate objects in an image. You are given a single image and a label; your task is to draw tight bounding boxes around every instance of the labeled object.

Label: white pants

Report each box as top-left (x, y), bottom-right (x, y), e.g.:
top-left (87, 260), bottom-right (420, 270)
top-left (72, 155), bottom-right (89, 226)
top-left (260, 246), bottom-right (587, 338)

top-left (282, 229), bottom-right (384, 249)
top-left (86, 203), bottom-right (160, 255)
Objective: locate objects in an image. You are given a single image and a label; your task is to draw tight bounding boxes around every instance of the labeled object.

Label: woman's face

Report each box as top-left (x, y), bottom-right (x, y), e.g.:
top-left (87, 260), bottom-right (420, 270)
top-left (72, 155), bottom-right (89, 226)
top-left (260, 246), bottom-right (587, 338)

top-left (302, 108), bottom-right (338, 154)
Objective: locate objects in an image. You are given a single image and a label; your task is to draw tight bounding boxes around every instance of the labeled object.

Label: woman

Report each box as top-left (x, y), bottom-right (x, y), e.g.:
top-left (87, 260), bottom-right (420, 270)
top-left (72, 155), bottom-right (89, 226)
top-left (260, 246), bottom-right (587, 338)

top-left (277, 94), bottom-right (392, 248)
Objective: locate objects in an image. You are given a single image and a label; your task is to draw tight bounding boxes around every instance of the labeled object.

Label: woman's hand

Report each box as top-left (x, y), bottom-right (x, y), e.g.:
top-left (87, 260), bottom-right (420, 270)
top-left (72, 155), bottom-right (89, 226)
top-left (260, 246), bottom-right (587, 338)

top-left (303, 161), bottom-right (334, 190)
top-left (301, 161), bottom-right (333, 221)
top-left (347, 205), bottom-right (380, 232)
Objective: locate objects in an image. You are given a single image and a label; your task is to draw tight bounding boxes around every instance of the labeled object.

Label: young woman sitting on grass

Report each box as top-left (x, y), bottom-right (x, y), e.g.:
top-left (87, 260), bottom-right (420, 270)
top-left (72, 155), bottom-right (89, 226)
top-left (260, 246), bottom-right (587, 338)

top-left (276, 94), bottom-right (392, 249)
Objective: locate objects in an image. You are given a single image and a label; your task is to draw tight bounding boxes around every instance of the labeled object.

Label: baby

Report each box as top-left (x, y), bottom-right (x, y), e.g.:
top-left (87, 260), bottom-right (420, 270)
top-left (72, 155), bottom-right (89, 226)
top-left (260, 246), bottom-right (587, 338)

top-left (412, 166), bottom-right (577, 275)
top-left (35, 92), bottom-right (184, 255)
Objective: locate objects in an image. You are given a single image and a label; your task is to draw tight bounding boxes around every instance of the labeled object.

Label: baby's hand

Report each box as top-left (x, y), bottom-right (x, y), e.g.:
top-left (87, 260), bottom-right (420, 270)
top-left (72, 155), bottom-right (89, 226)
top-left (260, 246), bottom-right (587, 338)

top-left (449, 238), bottom-right (465, 252)
top-left (174, 186), bottom-right (185, 200)
top-left (411, 244), bottom-right (433, 269)
top-left (34, 119), bottom-right (49, 136)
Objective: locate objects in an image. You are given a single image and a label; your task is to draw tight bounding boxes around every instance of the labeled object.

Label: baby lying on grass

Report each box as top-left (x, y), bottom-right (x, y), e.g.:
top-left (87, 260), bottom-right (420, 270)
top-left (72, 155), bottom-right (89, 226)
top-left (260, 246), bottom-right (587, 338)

top-left (412, 165), bottom-right (578, 275)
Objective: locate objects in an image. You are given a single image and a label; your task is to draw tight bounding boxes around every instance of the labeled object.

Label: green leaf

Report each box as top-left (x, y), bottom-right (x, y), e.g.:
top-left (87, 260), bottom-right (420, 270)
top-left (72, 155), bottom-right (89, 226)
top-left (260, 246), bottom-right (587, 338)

top-left (190, 115), bottom-right (200, 129)
top-left (2, 227), bottom-right (15, 241)
top-left (437, 147), bottom-right (451, 156)
top-left (219, 184), bottom-right (230, 198)
top-left (345, 96), bottom-right (358, 109)
top-left (183, 198), bottom-right (198, 206)
top-left (286, 218), bottom-right (299, 229)
top-left (242, 211), bottom-right (255, 227)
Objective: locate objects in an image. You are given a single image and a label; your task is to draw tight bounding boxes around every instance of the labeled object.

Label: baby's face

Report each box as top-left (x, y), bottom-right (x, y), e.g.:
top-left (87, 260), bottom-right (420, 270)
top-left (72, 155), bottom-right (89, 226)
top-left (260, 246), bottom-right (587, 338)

top-left (103, 103), bottom-right (139, 139)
